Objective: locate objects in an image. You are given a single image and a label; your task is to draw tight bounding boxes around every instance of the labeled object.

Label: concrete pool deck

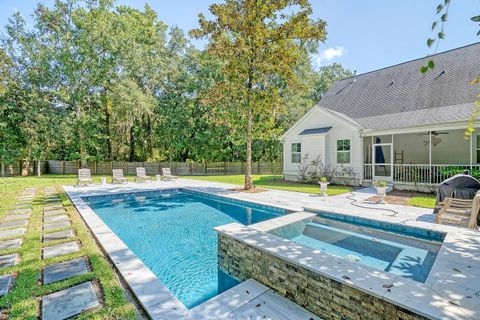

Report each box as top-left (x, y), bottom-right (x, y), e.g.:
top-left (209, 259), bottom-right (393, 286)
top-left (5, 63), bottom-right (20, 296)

top-left (63, 179), bottom-right (480, 320)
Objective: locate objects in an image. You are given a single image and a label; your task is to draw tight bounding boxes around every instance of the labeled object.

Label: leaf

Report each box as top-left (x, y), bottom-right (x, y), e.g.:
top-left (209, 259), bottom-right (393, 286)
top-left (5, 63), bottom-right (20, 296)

top-left (471, 15), bottom-right (480, 22)
top-left (427, 38), bottom-right (435, 48)
top-left (441, 13), bottom-right (448, 22)
top-left (431, 21), bottom-right (438, 31)
top-left (382, 284), bottom-right (393, 288)
top-left (444, 0), bottom-right (450, 4)
top-left (438, 31), bottom-right (445, 39)
top-left (427, 60), bottom-right (435, 69)
top-left (436, 4), bottom-right (444, 14)
top-left (420, 66), bottom-right (429, 74)
top-left (477, 30), bottom-right (480, 37)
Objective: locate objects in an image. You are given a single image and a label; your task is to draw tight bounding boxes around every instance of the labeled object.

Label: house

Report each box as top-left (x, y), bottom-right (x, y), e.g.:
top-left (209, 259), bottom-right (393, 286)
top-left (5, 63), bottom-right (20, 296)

top-left (282, 43), bottom-right (480, 191)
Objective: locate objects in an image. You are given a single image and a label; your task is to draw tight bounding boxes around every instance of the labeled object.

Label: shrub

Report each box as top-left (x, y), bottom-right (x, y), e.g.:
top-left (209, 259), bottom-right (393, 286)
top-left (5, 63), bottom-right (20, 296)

top-left (297, 155), bottom-right (336, 184)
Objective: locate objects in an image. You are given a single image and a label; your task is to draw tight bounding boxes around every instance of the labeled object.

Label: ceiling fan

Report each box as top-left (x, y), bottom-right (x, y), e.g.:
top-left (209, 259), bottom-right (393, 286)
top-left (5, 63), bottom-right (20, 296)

top-left (419, 131), bottom-right (449, 146)
top-left (418, 131), bottom-right (450, 136)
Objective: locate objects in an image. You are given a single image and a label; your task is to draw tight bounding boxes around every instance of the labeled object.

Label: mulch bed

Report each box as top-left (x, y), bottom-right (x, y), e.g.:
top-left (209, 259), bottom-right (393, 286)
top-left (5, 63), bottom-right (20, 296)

top-left (368, 190), bottom-right (434, 206)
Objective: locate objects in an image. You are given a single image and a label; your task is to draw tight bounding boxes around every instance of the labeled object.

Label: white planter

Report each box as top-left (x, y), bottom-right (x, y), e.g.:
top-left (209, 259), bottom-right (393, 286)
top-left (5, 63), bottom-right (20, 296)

top-left (101, 176), bottom-right (107, 185)
top-left (318, 181), bottom-right (330, 197)
top-left (375, 186), bottom-right (388, 204)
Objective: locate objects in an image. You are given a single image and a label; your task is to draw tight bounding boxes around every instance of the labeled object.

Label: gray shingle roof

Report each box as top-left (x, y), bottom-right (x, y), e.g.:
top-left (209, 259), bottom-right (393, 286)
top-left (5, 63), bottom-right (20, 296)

top-left (299, 127), bottom-right (332, 135)
top-left (319, 43), bottom-right (480, 130)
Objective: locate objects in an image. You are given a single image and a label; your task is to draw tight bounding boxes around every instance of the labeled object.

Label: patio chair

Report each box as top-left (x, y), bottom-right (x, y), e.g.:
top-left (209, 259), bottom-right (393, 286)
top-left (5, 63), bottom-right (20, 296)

top-left (436, 191), bottom-right (480, 229)
top-left (77, 169), bottom-right (93, 186)
top-left (112, 169), bottom-right (128, 184)
top-left (135, 167), bottom-right (152, 183)
top-left (161, 168), bottom-right (178, 181)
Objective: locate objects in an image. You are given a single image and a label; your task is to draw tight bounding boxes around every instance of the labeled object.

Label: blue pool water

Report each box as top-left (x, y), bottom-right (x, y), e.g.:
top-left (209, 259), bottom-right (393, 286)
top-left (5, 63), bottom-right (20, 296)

top-left (84, 189), bottom-right (287, 308)
top-left (271, 214), bottom-right (445, 283)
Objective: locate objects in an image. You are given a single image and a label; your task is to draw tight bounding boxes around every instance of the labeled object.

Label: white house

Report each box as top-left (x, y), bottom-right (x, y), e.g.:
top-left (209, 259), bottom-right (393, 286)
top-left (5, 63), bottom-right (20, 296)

top-left (282, 43), bottom-right (480, 191)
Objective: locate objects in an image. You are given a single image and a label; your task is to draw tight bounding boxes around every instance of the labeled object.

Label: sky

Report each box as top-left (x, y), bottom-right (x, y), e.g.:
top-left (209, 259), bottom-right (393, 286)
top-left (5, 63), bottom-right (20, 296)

top-left (0, 0), bottom-right (479, 74)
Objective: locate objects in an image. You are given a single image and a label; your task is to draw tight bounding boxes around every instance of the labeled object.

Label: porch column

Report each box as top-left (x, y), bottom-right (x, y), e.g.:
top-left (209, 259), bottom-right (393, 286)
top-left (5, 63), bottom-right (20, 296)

top-left (470, 134), bottom-right (473, 170)
top-left (429, 131), bottom-right (432, 184)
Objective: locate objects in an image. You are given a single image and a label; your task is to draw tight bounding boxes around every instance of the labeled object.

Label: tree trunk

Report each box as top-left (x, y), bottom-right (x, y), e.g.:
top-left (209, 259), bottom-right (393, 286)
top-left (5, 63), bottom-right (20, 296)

top-left (37, 159), bottom-right (41, 177)
top-left (129, 124), bottom-right (135, 161)
top-left (1, 162), bottom-right (4, 177)
top-left (244, 106), bottom-right (253, 190)
top-left (104, 93), bottom-right (113, 161)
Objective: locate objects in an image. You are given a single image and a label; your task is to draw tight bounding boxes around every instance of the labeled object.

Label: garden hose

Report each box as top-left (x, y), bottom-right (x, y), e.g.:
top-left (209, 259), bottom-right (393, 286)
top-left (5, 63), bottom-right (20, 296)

top-left (346, 192), bottom-right (399, 216)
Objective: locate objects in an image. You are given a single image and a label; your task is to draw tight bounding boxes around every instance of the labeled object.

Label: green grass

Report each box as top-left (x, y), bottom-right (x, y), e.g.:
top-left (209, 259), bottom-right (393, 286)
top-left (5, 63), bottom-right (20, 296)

top-left (407, 195), bottom-right (437, 209)
top-left (183, 175), bottom-right (352, 196)
top-left (0, 175), bottom-right (138, 319)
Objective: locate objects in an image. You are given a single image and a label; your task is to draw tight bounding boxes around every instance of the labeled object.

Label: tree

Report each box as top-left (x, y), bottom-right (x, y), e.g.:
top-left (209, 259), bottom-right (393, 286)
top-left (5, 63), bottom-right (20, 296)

top-left (191, 0), bottom-right (327, 189)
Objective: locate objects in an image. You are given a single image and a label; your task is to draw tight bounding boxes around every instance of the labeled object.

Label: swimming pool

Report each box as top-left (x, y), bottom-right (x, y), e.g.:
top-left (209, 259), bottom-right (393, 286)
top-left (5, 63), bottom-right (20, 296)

top-left (270, 212), bottom-right (445, 282)
top-left (83, 189), bottom-right (288, 308)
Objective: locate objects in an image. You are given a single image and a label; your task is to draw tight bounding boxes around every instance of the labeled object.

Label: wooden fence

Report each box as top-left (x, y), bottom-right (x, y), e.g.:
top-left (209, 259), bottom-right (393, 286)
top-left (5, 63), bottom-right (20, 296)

top-left (0, 160), bottom-right (47, 177)
top-left (45, 160), bottom-right (283, 176)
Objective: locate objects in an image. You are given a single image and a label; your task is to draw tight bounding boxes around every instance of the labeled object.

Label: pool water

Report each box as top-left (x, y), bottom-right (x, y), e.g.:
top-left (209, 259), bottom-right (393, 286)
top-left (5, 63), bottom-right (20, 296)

top-left (271, 214), bottom-right (445, 283)
top-left (84, 189), bottom-right (287, 308)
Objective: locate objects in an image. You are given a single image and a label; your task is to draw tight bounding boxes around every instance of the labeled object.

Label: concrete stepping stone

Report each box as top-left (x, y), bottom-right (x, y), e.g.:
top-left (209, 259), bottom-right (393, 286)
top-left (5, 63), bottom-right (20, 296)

top-left (43, 230), bottom-right (74, 243)
top-left (45, 197), bottom-right (61, 201)
top-left (0, 228), bottom-right (25, 239)
top-left (44, 209), bottom-right (66, 217)
top-left (44, 215), bottom-right (69, 224)
top-left (43, 258), bottom-right (88, 284)
top-left (0, 274), bottom-right (13, 296)
top-left (4, 213), bottom-right (30, 221)
top-left (13, 203), bottom-right (32, 208)
top-left (0, 238), bottom-right (22, 250)
top-left (44, 199), bottom-right (62, 204)
top-left (43, 241), bottom-right (79, 259)
top-left (42, 282), bottom-right (99, 320)
top-left (44, 222), bottom-right (71, 232)
top-left (0, 253), bottom-right (19, 269)
top-left (0, 219), bottom-right (28, 229)
top-left (44, 204), bottom-right (63, 211)
top-left (9, 208), bottom-right (32, 215)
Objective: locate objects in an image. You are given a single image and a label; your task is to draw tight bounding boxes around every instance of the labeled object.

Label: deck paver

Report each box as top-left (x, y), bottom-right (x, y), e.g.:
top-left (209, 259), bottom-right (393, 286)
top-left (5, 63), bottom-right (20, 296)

top-left (43, 257), bottom-right (88, 284)
top-left (43, 241), bottom-right (79, 259)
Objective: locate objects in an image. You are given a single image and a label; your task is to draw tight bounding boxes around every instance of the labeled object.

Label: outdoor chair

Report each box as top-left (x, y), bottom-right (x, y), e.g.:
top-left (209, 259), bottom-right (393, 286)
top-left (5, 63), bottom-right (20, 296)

top-left (436, 191), bottom-right (480, 229)
top-left (77, 169), bottom-right (93, 186)
top-left (112, 169), bottom-right (128, 184)
top-left (135, 167), bottom-right (152, 183)
top-left (161, 168), bottom-right (178, 181)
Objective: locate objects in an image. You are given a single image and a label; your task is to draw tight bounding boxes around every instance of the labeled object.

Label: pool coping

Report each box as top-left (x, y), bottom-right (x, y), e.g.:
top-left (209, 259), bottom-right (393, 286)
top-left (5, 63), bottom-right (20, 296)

top-left (62, 182), bottom-right (300, 320)
top-left (214, 204), bottom-right (480, 320)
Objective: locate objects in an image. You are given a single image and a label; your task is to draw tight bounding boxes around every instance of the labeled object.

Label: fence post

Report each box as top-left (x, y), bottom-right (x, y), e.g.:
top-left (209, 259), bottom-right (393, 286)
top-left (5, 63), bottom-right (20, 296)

top-left (204, 161), bottom-right (208, 175)
top-left (258, 161), bottom-right (261, 175)
top-left (110, 161), bottom-right (113, 174)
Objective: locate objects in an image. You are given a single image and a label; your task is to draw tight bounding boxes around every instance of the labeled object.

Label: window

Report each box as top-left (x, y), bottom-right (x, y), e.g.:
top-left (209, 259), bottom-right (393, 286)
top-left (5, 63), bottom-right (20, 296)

top-left (337, 139), bottom-right (351, 164)
top-left (291, 143), bottom-right (301, 163)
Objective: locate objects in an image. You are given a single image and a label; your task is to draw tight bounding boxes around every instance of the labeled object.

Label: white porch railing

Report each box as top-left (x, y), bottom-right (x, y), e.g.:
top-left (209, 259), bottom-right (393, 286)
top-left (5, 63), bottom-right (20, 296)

top-left (363, 164), bottom-right (480, 184)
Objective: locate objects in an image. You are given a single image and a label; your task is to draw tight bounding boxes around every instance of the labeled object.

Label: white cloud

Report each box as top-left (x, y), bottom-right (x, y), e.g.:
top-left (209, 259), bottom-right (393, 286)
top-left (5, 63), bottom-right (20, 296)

top-left (314, 46), bottom-right (346, 66)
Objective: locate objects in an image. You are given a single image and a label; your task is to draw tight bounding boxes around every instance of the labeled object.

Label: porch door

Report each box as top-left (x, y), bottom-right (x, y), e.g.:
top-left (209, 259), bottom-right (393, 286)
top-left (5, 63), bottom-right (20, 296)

top-left (373, 143), bottom-right (393, 181)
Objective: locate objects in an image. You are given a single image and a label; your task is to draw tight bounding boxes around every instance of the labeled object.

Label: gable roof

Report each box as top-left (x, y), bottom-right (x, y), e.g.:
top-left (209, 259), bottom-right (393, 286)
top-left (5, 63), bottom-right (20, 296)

top-left (319, 42), bottom-right (480, 130)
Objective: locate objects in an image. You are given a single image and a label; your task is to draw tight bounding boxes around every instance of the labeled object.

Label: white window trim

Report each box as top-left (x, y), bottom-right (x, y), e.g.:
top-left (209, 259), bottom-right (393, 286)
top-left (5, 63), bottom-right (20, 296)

top-left (336, 138), bottom-right (351, 164)
top-left (291, 142), bottom-right (302, 164)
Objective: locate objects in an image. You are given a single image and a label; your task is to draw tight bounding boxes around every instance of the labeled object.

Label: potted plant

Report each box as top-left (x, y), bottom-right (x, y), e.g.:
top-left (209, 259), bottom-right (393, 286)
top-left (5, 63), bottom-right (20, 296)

top-left (373, 180), bottom-right (388, 204)
top-left (318, 177), bottom-right (330, 197)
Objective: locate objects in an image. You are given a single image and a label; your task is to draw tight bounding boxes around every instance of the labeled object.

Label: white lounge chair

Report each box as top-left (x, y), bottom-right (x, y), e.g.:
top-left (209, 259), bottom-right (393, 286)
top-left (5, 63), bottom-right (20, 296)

top-left (161, 168), bottom-right (177, 181)
top-left (112, 169), bottom-right (128, 184)
top-left (436, 191), bottom-right (480, 229)
top-left (77, 169), bottom-right (93, 186)
top-left (135, 167), bottom-right (152, 183)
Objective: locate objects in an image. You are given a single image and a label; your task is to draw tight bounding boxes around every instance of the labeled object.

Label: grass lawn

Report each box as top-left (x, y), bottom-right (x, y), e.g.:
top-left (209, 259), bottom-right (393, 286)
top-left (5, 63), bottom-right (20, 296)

top-left (183, 175), bottom-right (352, 196)
top-left (0, 175), bottom-right (138, 319)
top-left (407, 194), bottom-right (437, 209)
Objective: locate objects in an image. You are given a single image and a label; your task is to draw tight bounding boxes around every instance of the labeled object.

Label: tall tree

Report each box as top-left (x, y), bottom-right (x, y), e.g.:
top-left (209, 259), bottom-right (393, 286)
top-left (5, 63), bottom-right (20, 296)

top-left (191, 0), bottom-right (327, 189)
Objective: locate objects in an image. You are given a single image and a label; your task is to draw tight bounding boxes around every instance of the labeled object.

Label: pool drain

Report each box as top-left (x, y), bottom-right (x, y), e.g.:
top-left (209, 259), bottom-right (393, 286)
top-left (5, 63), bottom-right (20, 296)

top-left (346, 254), bottom-right (361, 262)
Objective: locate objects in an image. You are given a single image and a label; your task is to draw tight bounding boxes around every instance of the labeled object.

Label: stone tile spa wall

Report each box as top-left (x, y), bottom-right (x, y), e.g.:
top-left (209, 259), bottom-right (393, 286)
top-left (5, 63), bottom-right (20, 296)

top-left (218, 234), bottom-right (428, 320)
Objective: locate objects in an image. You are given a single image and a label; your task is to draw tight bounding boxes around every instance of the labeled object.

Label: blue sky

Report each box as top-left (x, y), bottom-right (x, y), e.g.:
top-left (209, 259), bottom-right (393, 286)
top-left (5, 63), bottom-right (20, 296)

top-left (1, 0), bottom-right (479, 74)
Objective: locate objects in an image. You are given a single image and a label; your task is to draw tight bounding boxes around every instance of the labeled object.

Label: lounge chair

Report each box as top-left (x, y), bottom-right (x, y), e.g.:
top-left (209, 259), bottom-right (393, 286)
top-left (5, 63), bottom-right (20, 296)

top-left (436, 191), bottom-right (480, 229)
top-left (112, 169), bottom-right (128, 184)
top-left (161, 168), bottom-right (177, 181)
top-left (77, 169), bottom-right (93, 186)
top-left (135, 167), bottom-right (152, 183)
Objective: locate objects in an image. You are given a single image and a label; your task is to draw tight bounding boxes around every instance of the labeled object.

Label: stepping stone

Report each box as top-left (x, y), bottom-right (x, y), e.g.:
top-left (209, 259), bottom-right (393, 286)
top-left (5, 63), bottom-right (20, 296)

top-left (0, 274), bottom-right (13, 296)
top-left (9, 208), bottom-right (32, 215)
top-left (43, 258), bottom-right (88, 284)
top-left (0, 238), bottom-right (22, 250)
top-left (44, 209), bottom-right (66, 217)
top-left (44, 215), bottom-right (69, 224)
top-left (0, 219), bottom-right (28, 229)
top-left (0, 228), bottom-right (25, 239)
top-left (43, 230), bottom-right (74, 243)
top-left (43, 241), bottom-right (79, 259)
top-left (44, 199), bottom-right (62, 204)
top-left (44, 222), bottom-right (71, 232)
top-left (42, 282), bottom-right (99, 320)
top-left (0, 253), bottom-right (19, 269)
top-left (45, 196), bottom-right (61, 201)
top-left (44, 205), bottom-right (63, 211)
top-left (4, 213), bottom-right (30, 221)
